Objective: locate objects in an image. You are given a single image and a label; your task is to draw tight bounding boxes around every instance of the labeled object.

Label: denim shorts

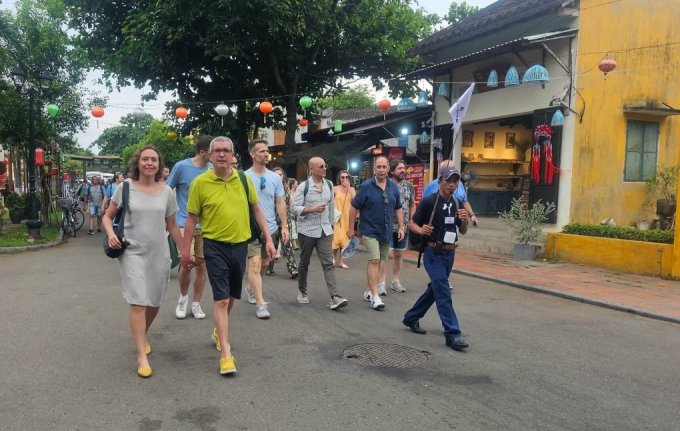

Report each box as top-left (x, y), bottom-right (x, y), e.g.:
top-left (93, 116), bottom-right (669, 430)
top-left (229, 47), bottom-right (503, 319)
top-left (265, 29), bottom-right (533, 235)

top-left (389, 231), bottom-right (408, 252)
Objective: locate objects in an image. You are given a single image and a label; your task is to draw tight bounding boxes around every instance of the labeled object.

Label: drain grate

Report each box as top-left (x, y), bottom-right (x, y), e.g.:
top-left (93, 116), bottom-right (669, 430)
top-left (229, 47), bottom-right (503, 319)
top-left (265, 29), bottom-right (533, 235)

top-left (342, 343), bottom-right (428, 368)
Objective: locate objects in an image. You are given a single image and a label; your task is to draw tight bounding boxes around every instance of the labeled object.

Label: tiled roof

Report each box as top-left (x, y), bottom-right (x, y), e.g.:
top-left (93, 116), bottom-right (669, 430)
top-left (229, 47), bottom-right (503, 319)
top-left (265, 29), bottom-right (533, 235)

top-left (411, 0), bottom-right (568, 56)
top-left (323, 107), bottom-right (398, 123)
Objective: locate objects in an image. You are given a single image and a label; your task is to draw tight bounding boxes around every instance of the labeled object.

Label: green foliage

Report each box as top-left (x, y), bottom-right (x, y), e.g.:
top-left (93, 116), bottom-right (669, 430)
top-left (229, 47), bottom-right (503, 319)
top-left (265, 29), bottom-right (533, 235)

top-left (91, 113), bottom-right (154, 155)
top-left (318, 85), bottom-right (376, 110)
top-left (562, 223), bottom-right (674, 244)
top-left (646, 164), bottom-right (679, 203)
top-left (0, 0), bottom-right (89, 153)
top-left (65, 0), bottom-right (437, 148)
top-left (5, 192), bottom-right (24, 210)
top-left (121, 120), bottom-right (194, 169)
top-left (445, 1), bottom-right (479, 25)
top-left (499, 198), bottom-right (556, 244)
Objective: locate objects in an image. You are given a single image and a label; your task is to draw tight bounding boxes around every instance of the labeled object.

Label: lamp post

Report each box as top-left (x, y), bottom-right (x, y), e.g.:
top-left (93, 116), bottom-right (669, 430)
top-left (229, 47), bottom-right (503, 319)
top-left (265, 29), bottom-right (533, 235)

top-left (11, 67), bottom-right (54, 240)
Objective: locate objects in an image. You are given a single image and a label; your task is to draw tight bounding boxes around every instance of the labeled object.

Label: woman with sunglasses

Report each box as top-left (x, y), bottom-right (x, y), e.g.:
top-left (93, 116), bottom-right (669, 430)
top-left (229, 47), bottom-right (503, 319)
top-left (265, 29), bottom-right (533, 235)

top-left (266, 167), bottom-right (299, 279)
top-left (332, 170), bottom-right (356, 268)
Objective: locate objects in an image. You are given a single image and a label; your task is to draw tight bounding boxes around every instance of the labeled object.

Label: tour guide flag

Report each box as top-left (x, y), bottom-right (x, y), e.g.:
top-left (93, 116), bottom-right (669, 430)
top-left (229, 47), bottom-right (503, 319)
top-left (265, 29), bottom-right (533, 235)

top-left (448, 83), bottom-right (475, 134)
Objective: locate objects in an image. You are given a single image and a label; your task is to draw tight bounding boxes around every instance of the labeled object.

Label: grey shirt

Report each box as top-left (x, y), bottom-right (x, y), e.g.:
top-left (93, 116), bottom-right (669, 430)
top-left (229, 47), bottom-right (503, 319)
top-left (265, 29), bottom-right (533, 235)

top-left (291, 178), bottom-right (334, 238)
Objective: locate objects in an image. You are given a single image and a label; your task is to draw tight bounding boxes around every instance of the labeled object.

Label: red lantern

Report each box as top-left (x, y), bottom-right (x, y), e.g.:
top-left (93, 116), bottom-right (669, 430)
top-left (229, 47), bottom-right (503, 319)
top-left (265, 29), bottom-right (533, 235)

top-left (298, 118), bottom-right (309, 127)
top-left (378, 99), bottom-right (391, 119)
top-left (35, 148), bottom-right (45, 167)
top-left (259, 101), bottom-right (273, 121)
top-left (598, 58), bottom-right (617, 76)
top-left (91, 106), bottom-right (105, 128)
top-left (91, 106), bottom-right (104, 118)
top-left (175, 106), bottom-right (188, 119)
top-left (63, 172), bottom-right (71, 182)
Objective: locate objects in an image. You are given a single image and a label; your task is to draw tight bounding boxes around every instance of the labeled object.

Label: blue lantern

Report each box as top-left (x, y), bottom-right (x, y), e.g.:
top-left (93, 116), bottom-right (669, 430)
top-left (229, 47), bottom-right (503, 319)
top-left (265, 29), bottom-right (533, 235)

top-left (504, 66), bottom-right (520, 86)
top-left (487, 69), bottom-right (499, 88)
top-left (415, 91), bottom-right (429, 108)
top-left (437, 83), bottom-right (449, 97)
top-left (550, 109), bottom-right (565, 127)
top-left (522, 64), bottom-right (550, 85)
top-left (397, 97), bottom-right (416, 112)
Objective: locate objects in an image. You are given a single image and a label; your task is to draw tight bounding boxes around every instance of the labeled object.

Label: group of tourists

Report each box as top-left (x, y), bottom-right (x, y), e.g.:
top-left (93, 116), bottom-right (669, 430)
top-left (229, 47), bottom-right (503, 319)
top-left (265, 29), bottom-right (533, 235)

top-left (102, 136), bottom-right (476, 378)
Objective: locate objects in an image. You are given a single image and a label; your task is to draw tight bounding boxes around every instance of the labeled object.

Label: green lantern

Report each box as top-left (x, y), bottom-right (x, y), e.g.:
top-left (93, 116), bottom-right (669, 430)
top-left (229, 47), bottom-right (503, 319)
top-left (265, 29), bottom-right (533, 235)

top-left (299, 96), bottom-right (312, 110)
top-left (47, 104), bottom-right (59, 118)
top-left (334, 120), bottom-right (343, 133)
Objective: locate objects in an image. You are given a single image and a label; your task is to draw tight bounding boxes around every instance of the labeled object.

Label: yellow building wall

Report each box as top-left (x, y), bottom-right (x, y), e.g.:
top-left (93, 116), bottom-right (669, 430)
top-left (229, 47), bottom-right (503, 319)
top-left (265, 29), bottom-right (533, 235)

top-left (573, 0), bottom-right (680, 226)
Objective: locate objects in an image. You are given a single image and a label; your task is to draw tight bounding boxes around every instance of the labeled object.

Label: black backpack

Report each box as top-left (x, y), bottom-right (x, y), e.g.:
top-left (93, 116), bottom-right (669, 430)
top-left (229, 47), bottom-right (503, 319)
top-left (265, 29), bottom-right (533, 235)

top-left (237, 170), bottom-right (262, 243)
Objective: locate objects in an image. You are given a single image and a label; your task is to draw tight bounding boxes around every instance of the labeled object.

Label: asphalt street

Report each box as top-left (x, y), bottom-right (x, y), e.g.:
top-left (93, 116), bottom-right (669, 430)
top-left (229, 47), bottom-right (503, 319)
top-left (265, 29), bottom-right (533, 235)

top-left (1, 233), bottom-right (679, 430)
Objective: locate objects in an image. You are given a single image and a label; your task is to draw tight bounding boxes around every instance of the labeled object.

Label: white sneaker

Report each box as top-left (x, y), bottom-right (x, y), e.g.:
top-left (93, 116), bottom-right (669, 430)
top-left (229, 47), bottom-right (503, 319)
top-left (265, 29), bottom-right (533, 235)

top-left (449, 281), bottom-right (453, 291)
top-left (191, 302), bottom-right (206, 319)
top-left (297, 292), bottom-right (309, 304)
top-left (377, 282), bottom-right (387, 296)
top-left (175, 296), bottom-right (188, 319)
top-left (245, 284), bottom-right (256, 304)
top-left (363, 290), bottom-right (372, 302)
top-left (371, 295), bottom-right (385, 311)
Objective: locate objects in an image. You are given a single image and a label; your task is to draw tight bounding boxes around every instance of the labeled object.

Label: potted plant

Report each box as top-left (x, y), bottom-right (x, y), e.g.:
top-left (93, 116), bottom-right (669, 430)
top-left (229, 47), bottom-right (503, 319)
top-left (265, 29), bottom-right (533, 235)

top-left (5, 192), bottom-right (25, 224)
top-left (499, 198), bottom-right (556, 259)
top-left (645, 164), bottom-right (679, 219)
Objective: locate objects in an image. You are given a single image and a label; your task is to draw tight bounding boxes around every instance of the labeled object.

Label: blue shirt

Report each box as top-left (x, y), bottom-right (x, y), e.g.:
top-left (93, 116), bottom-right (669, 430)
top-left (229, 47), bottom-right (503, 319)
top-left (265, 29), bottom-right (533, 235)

top-left (423, 179), bottom-right (468, 202)
top-left (245, 167), bottom-right (284, 234)
top-left (105, 183), bottom-right (117, 198)
top-left (167, 158), bottom-right (211, 227)
top-left (351, 177), bottom-right (402, 242)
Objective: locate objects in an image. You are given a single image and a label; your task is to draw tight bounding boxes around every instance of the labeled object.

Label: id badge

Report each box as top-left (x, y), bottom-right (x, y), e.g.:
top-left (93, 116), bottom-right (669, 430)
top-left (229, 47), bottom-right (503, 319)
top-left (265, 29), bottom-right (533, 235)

top-left (444, 216), bottom-right (456, 225)
top-left (443, 231), bottom-right (457, 244)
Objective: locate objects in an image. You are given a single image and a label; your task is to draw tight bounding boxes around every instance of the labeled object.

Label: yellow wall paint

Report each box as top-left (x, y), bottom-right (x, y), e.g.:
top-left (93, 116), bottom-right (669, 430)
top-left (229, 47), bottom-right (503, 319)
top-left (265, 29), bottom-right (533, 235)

top-left (461, 123), bottom-right (531, 161)
top-left (573, 0), bottom-right (680, 226)
top-left (545, 233), bottom-right (674, 277)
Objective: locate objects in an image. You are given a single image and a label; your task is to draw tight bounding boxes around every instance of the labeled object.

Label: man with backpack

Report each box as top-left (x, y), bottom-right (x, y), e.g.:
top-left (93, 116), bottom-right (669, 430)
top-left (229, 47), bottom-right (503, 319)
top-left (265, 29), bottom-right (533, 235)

top-left (84, 175), bottom-right (106, 235)
top-left (291, 157), bottom-right (348, 310)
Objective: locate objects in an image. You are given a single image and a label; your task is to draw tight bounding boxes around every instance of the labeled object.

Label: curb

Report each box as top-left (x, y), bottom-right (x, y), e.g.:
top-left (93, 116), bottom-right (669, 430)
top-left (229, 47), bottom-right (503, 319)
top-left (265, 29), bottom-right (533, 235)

top-left (0, 228), bottom-right (64, 254)
top-left (402, 256), bottom-right (680, 325)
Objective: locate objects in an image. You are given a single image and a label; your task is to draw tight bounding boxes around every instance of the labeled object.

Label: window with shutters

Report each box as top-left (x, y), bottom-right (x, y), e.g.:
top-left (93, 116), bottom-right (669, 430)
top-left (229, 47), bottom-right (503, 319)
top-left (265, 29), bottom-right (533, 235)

top-left (624, 120), bottom-right (659, 181)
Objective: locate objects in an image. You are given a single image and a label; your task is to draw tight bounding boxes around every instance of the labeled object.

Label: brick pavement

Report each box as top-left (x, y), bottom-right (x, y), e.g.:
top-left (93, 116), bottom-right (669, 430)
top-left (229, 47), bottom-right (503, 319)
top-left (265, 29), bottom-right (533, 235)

top-left (400, 247), bottom-right (680, 324)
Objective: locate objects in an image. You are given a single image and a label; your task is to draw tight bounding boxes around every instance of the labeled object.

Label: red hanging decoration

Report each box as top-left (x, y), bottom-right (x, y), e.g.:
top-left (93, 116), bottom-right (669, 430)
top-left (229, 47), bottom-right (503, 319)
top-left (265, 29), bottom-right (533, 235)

top-left (91, 106), bottom-right (105, 128)
top-left (531, 142), bottom-right (541, 183)
top-left (543, 139), bottom-right (554, 184)
top-left (598, 58), bottom-right (617, 76)
top-left (175, 106), bottom-right (188, 119)
top-left (298, 118), bottom-right (308, 127)
top-left (259, 101), bottom-right (273, 122)
top-left (378, 99), bottom-right (391, 120)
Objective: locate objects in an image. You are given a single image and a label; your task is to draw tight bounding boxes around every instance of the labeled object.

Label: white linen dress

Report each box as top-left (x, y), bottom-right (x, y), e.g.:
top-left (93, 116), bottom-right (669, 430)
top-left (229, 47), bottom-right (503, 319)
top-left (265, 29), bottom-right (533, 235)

top-left (111, 179), bottom-right (177, 307)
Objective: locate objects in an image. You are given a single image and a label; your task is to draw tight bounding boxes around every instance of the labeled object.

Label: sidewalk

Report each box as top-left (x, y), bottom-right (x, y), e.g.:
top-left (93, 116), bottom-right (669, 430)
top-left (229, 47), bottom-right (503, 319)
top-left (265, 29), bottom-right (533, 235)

top-left (401, 247), bottom-right (680, 324)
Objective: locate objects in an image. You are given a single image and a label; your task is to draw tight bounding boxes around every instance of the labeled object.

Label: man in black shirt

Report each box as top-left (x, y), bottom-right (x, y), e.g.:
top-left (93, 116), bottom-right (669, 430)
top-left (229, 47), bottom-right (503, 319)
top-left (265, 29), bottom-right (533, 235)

top-left (403, 167), bottom-right (470, 350)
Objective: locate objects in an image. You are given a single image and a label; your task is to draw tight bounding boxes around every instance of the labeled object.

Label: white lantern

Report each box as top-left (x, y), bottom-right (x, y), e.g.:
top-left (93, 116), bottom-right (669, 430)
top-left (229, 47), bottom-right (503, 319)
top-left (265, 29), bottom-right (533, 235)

top-left (215, 103), bottom-right (230, 126)
top-left (133, 107), bottom-right (146, 120)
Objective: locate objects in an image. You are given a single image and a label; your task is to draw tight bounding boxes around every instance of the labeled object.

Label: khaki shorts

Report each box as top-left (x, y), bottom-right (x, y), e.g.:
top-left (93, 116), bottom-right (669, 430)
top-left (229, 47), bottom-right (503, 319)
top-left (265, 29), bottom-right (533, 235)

top-left (179, 227), bottom-right (204, 260)
top-left (364, 236), bottom-right (389, 261)
top-left (247, 231), bottom-right (280, 259)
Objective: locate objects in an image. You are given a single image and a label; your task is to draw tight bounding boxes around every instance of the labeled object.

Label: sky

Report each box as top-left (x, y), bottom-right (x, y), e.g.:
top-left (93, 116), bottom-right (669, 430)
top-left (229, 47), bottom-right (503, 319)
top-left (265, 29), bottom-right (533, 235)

top-left (2, 0), bottom-right (496, 151)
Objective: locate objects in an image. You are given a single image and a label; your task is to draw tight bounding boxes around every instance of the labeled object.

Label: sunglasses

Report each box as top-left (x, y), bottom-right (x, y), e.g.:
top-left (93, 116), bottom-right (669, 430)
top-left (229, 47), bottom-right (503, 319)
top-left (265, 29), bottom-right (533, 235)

top-left (260, 176), bottom-right (266, 190)
top-left (381, 191), bottom-right (388, 204)
top-left (317, 164), bottom-right (327, 169)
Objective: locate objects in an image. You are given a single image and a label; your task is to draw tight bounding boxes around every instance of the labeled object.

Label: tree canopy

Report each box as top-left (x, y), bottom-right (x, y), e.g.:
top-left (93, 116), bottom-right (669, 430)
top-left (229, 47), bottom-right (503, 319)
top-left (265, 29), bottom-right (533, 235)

top-left (445, 1), bottom-right (479, 25)
top-left (0, 0), bottom-right (90, 156)
top-left (90, 112), bottom-right (153, 156)
top-left (65, 0), bottom-right (437, 154)
top-left (318, 85), bottom-right (376, 111)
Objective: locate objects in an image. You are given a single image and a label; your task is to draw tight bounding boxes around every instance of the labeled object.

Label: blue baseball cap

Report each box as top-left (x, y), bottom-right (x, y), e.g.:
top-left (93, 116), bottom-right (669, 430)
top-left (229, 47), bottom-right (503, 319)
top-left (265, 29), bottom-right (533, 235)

top-left (341, 236), bottom-right (360, 259)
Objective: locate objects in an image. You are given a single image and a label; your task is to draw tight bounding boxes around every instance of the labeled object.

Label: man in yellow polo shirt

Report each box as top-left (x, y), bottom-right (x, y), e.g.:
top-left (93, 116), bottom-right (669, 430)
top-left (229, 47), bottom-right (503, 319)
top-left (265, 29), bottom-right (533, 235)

top-left (181, 136), bottom-right (276, 375)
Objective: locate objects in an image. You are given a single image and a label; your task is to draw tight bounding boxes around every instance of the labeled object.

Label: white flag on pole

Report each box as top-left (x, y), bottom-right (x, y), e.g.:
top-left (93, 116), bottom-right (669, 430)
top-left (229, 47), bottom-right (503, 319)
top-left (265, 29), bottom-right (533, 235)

top-left (448, 83), bottom-right (475, 134)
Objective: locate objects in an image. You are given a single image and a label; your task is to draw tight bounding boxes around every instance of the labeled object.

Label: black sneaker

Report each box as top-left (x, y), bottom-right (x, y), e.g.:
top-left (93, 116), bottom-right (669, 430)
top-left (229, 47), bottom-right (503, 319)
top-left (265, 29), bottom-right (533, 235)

top-left (88, 229), bottom-right (95, 235)
top-left (445, 337), bottom-right (469, 350)
top-left (97, 228), bottom-right (101, 233)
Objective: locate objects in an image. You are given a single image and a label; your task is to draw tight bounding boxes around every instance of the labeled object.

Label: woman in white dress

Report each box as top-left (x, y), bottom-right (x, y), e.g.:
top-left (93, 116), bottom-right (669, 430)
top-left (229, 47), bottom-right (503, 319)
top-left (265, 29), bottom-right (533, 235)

top-left (103, 145), bottom-right (183, 378)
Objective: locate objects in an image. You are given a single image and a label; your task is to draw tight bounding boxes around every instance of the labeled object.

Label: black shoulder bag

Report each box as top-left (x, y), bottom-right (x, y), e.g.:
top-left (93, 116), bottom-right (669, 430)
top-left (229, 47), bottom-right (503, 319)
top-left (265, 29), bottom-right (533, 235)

top-left (104, 181), bottom-right (130, 258)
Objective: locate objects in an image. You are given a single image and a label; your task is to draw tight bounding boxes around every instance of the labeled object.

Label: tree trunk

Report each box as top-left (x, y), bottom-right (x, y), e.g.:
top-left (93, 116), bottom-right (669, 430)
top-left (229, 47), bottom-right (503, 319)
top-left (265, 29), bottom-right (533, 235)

top-left (285, 94), bottom-right (298, 151)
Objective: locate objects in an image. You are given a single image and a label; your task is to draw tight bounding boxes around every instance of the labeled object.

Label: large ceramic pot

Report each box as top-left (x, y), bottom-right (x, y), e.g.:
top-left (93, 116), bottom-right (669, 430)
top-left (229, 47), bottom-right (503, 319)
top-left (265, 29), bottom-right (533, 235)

top-left (513, 243), bottom-right (540, 260)
top-left (656, 199), bottom-right (676, 217)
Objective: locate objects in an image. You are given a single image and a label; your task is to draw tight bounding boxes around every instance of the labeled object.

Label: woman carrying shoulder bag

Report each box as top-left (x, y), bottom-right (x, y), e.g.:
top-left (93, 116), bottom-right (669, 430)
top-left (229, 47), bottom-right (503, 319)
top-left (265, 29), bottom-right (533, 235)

top-left (332, 170), bottom-right (356, 269)
top-left (102, 145), bottom-right (183, 378)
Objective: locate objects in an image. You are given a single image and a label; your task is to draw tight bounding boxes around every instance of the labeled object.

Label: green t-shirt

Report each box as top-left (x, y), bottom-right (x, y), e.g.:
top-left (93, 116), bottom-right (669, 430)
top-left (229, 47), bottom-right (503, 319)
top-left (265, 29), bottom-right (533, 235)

top-left (186, 168), bottom-right (258, 243)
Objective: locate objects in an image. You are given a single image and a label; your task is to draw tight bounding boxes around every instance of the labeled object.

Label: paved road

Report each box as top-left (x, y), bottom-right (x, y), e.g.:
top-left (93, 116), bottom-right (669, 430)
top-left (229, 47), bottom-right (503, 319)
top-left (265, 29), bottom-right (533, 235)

top-left (1, 234), bottom-right (679, 430)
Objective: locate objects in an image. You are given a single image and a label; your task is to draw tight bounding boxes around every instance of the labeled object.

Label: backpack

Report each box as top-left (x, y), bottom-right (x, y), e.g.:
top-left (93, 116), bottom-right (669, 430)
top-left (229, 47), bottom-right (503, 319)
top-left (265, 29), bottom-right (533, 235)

top-left (87, 184), bottom-right (105, 200)
top-left (302, 178), bottom-right (334, 225)
top-left (237, 170), bottom-right (262, 243)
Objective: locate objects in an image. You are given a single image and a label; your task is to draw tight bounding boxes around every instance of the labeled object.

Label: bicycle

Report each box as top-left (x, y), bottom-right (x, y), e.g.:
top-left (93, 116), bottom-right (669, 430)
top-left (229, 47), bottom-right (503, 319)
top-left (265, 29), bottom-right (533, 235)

top-left (59, 197), bottom-right (77, 237)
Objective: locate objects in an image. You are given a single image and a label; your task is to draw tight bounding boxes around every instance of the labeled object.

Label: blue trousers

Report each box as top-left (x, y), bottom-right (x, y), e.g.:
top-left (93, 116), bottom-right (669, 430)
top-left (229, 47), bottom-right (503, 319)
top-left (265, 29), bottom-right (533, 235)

top-left (403, 246), bottom-right (462, 340)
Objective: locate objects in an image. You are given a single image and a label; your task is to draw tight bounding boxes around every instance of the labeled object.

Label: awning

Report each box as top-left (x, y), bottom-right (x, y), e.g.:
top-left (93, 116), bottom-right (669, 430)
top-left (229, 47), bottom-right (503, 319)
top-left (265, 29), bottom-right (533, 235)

top-left (623, 102), bottom-right (680, 117)
top-left (335, 110), bottom-right (431, 137)
top-left (277, 138), bottom-right (374, 169)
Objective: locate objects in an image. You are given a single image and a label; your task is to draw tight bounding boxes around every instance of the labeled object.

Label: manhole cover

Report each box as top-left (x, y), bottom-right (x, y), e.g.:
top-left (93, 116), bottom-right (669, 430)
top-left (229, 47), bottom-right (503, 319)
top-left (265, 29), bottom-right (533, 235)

top-left (342, 343), bottom-right (428, 368)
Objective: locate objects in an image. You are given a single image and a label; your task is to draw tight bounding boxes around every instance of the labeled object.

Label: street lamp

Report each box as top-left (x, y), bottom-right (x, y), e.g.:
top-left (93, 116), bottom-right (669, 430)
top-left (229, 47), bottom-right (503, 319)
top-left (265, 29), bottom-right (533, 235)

top-left (11, 67), bottom-right (54, 240)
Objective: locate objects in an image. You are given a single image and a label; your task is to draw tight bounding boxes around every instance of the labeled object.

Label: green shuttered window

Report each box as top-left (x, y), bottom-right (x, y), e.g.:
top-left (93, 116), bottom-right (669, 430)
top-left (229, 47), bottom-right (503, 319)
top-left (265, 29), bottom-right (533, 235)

top-left (624, 120), bottom-right (659, 181)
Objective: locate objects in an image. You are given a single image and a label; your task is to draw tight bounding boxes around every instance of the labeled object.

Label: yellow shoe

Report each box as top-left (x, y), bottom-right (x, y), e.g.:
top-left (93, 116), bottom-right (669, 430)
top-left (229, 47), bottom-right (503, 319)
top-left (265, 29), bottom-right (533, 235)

top-left (137, 365), bottom-right (153, 378)
top-left (219, 357), bottom-right (237, 375)
top-left (211, 328), bottom-right (221, 352)
top-left (145, 343), bottom-right (151, 355)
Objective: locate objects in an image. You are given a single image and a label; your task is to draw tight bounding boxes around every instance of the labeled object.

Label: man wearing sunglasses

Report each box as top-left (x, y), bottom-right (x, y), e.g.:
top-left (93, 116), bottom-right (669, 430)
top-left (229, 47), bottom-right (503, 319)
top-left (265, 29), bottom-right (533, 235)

top-left (244, 139), bottom-right (289, 319)
top-left (291, 157), bottom-right (349, 310)
top-left (348, 155), bottom-right (403, 311)
top-left (403, 167), bottom-right (469, 351)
